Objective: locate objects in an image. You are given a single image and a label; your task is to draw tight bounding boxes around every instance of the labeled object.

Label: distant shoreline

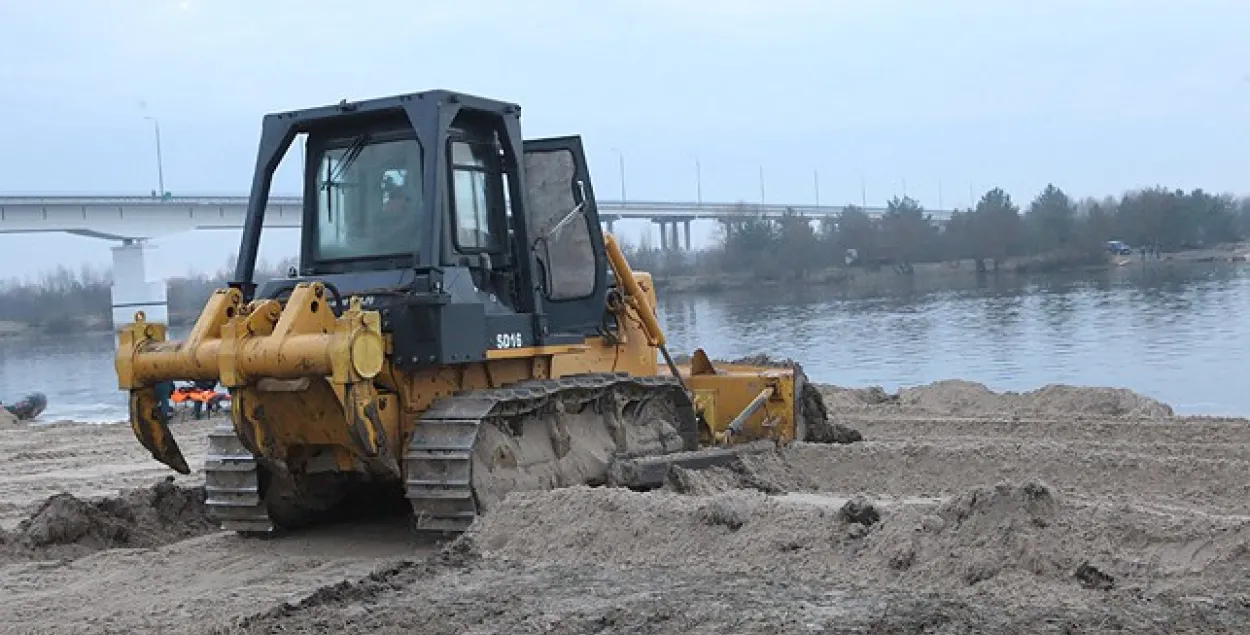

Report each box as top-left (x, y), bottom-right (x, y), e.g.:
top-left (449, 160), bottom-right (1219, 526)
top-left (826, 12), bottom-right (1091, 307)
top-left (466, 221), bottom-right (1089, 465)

top-left (651, 241), bottom-right (1250, 295)
top-left (3, 242), bottom-right (1248, 339)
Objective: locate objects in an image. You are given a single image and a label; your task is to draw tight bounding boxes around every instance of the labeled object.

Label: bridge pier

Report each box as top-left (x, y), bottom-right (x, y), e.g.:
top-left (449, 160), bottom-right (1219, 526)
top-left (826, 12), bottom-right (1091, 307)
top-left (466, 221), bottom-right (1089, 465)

top-left (600, 214), bottom-right (618, 234)
top-left (651, 218), bottom-right (692, 252)
top-left (652, 218), bottom-right (692, 251)
top-left (110, 240), bottom-right (167, 329)
top-left (653, 219), bottom-right (681, 252)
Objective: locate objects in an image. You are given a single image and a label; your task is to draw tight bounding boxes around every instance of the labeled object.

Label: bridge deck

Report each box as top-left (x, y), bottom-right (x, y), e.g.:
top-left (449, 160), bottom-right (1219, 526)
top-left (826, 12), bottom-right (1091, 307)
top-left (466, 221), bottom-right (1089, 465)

top-left (0, 195), bottom-right (952, 241)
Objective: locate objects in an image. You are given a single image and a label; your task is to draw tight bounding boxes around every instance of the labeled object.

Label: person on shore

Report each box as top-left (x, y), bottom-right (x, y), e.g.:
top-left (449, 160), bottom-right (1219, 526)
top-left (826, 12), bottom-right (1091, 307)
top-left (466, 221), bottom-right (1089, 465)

top-left (191, 379), bottom-right (220, 419)
top-left (154, 381), bottom-right (175, 421)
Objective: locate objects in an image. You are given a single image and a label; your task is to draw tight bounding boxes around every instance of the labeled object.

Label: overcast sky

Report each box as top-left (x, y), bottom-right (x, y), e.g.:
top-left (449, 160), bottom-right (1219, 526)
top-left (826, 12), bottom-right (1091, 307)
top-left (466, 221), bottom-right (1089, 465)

top-left (1, 0), bottom-right (1248, 281)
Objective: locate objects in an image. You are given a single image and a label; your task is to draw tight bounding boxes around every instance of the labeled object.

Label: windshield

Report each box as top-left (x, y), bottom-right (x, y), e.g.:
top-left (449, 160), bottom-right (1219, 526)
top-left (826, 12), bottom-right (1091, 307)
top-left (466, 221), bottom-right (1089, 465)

top-left (314, 136), bottom-right (423, 262)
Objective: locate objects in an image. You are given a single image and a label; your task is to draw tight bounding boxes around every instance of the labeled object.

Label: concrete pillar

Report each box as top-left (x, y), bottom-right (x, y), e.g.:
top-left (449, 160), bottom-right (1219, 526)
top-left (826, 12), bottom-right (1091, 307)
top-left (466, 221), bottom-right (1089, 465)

top-left (110, 240), bottom-right (168, 328)
top-left (682, 220), bottom-right (692, 251)
top-left (670, 222), bottom-right (680, 251)
top-left (657, 220), bottom-right (668, 251)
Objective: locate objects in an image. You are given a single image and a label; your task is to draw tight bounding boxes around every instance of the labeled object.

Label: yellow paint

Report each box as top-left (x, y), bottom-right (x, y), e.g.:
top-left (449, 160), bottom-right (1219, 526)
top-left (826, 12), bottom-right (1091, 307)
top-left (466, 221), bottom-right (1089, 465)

top-left (485, 344), bottom-right (588, 360)
top-left (679, 353), bottom-right (801, 444)
top-left (605, 233), bottom-right (665, 347)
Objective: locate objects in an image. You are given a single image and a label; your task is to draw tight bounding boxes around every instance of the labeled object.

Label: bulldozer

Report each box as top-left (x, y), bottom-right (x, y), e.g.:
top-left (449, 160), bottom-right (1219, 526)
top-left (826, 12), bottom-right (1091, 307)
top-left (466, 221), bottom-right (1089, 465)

top-left (114, 89), bottom-right (831, 535)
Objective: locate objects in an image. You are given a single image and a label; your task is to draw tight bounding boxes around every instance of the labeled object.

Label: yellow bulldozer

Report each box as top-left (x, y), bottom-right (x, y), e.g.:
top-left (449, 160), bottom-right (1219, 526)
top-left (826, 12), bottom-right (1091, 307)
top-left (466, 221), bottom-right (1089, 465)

top-left (114, 89), bottom-right (831, 535)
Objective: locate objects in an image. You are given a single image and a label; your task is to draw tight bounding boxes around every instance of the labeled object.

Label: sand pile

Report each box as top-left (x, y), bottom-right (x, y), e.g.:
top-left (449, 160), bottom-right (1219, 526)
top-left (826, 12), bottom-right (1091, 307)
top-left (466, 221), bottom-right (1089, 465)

top-left (0, 409), bottom-right (17, 427)
top-left (462, 480), bottom-right (1250, 596)
top-left (0, 477), bottom-right (216, 563)
top-left (1013, 383), bottom-right (1176, 418)
top-left (461, 486), bottom-right (823, 574)
top-left (818, 385), bottom-right (901, 410)
top-left (818, 379), bottom-right (1174, 418)
top-left (899, 380), bottom-right (1175, 418)
top-left (865, 481), bottom-right (1069, 587)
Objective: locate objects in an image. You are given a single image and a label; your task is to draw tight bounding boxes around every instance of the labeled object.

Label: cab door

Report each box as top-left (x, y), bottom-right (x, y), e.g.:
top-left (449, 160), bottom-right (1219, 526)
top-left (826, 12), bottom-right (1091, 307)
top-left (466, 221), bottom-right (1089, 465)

top-left (522, 136), bottom-right (608, 339)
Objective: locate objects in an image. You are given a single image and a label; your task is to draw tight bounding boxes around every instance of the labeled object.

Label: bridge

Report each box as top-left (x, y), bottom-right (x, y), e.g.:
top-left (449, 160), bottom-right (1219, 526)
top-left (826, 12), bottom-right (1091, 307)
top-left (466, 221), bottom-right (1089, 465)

top-left (0, 195), bottom-right (956, 327)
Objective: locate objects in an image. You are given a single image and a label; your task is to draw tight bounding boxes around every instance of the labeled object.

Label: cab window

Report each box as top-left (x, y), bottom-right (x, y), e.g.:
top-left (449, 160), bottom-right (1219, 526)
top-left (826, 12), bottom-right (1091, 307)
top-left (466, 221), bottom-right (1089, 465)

top-left (450, 140), bottom-right (500, 252)
top-left (523, 147), bottom-right (596, 300)
top-left (314, 137), bottom-right (423, 261)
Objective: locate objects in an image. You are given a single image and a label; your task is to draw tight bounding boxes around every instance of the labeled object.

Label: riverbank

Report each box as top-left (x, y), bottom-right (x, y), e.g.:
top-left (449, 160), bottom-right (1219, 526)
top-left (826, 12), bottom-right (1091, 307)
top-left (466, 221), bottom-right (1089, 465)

top-left (4, 379), bottom-right (1250, 632)
top-left (0, 321), bottom-right (27, 339)
top-left (653, 241), bottom-right (1250, 295)
top-left (0, 316), bottom-right (110, 338)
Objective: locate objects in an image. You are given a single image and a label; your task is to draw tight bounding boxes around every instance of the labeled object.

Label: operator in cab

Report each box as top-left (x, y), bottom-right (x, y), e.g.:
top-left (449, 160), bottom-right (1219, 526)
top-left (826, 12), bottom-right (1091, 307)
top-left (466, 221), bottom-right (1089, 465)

top-left (371, 167), bottom-right (419, 257)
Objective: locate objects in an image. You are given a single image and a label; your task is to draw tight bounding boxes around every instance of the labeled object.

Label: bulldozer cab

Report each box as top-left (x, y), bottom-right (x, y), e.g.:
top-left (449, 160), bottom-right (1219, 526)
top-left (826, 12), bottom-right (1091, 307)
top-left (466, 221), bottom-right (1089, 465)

top-left (232, 90), bottom-right (611, 369)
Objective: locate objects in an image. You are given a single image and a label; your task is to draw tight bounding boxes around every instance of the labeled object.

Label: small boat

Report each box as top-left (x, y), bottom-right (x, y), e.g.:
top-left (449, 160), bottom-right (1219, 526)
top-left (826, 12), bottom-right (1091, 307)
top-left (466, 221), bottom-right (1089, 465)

top-left (2, 392), bottom-right (48, 421)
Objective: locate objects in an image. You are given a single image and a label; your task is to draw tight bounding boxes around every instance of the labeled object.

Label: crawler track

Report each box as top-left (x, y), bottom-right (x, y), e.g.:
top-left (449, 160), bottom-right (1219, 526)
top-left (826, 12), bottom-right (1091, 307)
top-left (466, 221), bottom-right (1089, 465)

top-left (404, 372), bottom-right (699, 533)
top-left (203, 420), bottom-right (273, 533)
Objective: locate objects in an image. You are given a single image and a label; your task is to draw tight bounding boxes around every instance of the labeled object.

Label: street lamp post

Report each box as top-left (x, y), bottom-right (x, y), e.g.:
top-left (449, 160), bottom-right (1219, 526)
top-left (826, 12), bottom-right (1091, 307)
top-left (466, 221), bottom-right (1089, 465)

top-left (693, 155), bottom-right (702, 205)
top-left (610, 148), bottom-right (626, 203)
top-left (685, 155), bottom-right (705, 205)
top-left (144, 116), bottom-right (165, 197)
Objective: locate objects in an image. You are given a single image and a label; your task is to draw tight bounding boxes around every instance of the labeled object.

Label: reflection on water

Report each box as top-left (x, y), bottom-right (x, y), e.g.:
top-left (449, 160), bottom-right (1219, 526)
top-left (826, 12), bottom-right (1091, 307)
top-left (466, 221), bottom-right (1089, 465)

top-left (657, 262), bottom-right (1250, 416)
top-left (2, 262), bottom-right (1249, 421)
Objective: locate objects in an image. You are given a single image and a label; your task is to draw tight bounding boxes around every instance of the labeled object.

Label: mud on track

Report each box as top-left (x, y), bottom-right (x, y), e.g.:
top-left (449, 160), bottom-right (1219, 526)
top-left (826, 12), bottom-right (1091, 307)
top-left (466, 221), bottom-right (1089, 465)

top-left (5, 381), bottom-right (1250, 634)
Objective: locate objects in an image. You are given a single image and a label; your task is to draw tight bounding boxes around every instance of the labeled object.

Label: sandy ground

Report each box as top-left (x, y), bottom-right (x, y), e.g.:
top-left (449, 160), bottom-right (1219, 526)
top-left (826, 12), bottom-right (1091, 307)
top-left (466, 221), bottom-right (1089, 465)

top-left (0, 417), bottom-right (214, 531)
top-left (3, 380), bottom-right (1250, 633)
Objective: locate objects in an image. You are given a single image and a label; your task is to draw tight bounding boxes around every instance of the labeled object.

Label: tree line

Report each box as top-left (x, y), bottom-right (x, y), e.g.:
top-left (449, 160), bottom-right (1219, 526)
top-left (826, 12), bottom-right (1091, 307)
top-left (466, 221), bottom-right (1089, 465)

top-left (0, 256), bottom-right (297, 332)
top-left (628, 184), bottom-right (1250, 280)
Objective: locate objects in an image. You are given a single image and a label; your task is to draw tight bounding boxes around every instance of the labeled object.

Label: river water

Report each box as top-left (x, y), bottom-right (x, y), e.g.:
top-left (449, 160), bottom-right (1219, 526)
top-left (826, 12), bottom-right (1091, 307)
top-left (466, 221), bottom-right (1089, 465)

top-left (3, 261), bottom-right (1249, 422)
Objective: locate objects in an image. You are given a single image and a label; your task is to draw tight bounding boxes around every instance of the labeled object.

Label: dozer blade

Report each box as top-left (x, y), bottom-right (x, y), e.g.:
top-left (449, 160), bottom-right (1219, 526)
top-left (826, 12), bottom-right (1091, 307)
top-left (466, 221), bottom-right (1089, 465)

top-left (128, 387), bottom-right (191, 475)
top-left (678, 349), bottom-right (824, 446)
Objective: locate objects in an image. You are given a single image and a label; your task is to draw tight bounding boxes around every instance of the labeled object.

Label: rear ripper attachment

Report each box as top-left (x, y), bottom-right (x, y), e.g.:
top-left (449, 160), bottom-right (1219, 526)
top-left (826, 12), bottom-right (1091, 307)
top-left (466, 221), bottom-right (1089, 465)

top-left (115, 282), bottom-right (390, 532)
